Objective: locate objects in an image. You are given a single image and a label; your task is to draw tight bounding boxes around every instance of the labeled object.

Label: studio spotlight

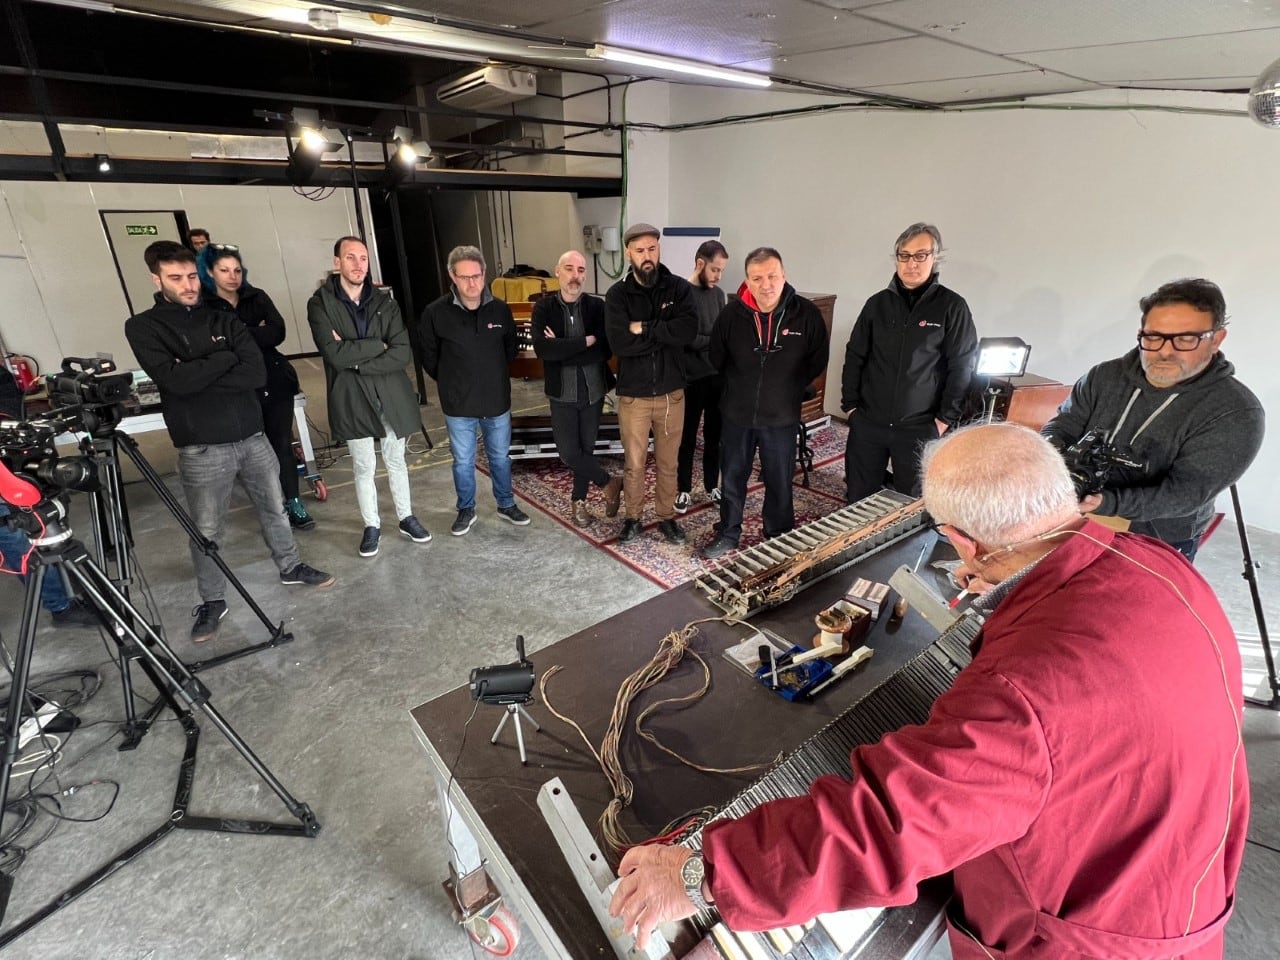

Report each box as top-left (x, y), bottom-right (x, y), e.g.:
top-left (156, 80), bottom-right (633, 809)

top-left (95, 153), bottom-right (112, 173)
top-left (285, 109), bottom-right (346, 185)
top-left (975, 337), bottom-right (1030, 378)
top-left (382, 126), bottom-right (431, 189)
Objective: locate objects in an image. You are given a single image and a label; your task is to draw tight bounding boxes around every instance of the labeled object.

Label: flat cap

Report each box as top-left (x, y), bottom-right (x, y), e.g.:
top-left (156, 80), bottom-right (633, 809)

top-left (623, 222), bottom-right (660, 245)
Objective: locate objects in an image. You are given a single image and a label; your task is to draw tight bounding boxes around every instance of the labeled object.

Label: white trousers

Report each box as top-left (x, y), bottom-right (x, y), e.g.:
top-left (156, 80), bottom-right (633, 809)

top-left (348, 416), bottom-right (412, 528)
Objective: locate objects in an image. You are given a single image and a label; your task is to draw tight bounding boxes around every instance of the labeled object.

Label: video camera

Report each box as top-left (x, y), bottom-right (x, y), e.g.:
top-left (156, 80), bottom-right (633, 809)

top-left (1062, 429), bottom-right (1146, 498)
top-left (46, 356), bottom-right (131, 438)
top-left (0, 416), bottom-right (99, 508)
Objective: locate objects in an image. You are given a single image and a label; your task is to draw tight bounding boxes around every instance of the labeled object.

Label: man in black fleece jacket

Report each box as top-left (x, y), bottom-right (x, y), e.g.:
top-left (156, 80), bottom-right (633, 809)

top-left (124, 242), bottom-right (334, 644)
top-left (1043, 277), bottom-right (1263, 561)
top-left (841, 222), bottom-right (977, 502)
top-left (604, 223), bottom-right (698, 546)
top-left (703, 247), bottom-right (829, 559)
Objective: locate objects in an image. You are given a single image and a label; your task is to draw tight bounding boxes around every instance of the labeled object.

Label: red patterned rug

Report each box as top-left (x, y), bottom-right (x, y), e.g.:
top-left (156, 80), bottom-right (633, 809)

top-left (480, 423), bottom-right (850, 589)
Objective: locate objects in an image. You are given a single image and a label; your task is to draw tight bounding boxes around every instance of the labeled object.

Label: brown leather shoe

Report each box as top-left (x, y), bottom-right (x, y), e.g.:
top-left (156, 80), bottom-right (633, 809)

top-left (602, 476), bottom-right (623, 518)
top-left (571, 500), bottom-right (593, 527)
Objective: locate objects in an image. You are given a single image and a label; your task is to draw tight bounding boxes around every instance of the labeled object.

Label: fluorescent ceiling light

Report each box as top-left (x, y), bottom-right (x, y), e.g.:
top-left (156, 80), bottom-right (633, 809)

top-left (28, 0), bottom-right (114, 11)
top-left (587, 44), bottom-right (771, 88)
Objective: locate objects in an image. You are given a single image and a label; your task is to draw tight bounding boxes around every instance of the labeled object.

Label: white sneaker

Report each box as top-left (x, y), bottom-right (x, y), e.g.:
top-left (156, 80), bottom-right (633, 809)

top-left (674, 492), bottom-right (691, 514)
top-left (710, 487), bottom-right (722, 504)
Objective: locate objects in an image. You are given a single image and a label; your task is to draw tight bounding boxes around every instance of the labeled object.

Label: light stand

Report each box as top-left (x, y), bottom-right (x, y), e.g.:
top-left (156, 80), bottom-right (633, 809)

top-left (974, 337), bottom-right (1031, 423)
top-left (1232, 484), bottom-right (1279, 710)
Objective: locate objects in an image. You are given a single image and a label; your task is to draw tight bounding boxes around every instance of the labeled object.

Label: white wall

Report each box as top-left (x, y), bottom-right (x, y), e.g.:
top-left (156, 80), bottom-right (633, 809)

top-left (0, 180), bottom-right (366, 370)
top-left (662, 87), bottom-right (1280, 531)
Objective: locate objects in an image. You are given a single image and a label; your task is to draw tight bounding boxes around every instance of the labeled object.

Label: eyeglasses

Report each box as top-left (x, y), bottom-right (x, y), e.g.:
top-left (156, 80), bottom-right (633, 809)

top-left (453, 272), bottom-right (485, 283)
top-left (1136, 330), bottom-right (1216, 352)
top-left (211, 243), bottom-right (239, 252)
top-left (895, 250), bottom-right (934, 263)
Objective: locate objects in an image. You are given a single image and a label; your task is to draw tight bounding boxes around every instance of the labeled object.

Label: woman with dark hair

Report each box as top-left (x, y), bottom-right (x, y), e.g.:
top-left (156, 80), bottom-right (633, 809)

top-left (197, 244), bottom-right (316, 529)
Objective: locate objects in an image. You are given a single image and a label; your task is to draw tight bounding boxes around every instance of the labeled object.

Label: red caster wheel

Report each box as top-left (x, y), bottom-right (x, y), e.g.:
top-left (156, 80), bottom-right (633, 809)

top-left (466, 905), bottom-right (519, 957)
top-left (312, 479), bottom-right (329, 502)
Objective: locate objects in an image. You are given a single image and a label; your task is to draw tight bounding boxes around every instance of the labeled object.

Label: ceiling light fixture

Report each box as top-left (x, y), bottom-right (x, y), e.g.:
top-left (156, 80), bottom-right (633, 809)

top-left (383, 126), bottom-right (431, 189)
top-left (1248, 55), bottom-right (1280, 128)
top-left (586, 44), bottom-right (772, 88)
top-left (307, 7), bottom-right (340, 31)
top-left (95, 153), bottom-right (112, 173)
top-left (286, 109), bottom-right (347, 185)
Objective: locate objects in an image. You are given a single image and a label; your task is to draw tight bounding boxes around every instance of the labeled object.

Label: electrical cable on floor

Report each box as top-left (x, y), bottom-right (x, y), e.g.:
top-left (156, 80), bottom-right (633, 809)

top-left (1247, 837), bottom-right (1280, 856)
top-left (539, 616), bottom-right (776, 854)
top-left (440, 698), bottom-right (488, 959)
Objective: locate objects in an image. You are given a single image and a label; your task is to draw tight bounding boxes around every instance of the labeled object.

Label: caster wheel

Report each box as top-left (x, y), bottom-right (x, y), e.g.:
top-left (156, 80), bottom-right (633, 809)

top-left (467, 905), bottom-right (519, 957)
top-left (312, 479), bottom-right (329, 502)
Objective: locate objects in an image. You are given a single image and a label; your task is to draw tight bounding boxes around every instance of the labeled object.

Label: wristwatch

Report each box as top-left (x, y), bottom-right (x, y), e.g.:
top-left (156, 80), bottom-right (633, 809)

top-left (681, 852), bottom-right (711, 911)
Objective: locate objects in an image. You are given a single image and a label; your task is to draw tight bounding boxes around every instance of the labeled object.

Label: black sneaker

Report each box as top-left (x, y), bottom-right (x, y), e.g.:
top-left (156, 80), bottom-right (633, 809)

top-left (280, 563), bottom-right (336, 587)
top-left (496, 503), bottom-right (531, 526)
top-left (359, 526), bottom-right (380, 557)
top-left (191, 600), bottom-right (228, 643)
top-left (658, 519), bottom-right (687, 545)
top-left (285, 497), bottom-right (316, 531)
top-left (399, 515), bottom-right (432, 543)
top-left (674, 492), bottom-right (691, 514)
top-left (451, 508), bottom-right (477, 536)
top-left (618, 519), bottom-right (643, 544)
top-left (51, 599), bottom-right (99, 629)
top-left (702, 536), bottom-right (737, 560)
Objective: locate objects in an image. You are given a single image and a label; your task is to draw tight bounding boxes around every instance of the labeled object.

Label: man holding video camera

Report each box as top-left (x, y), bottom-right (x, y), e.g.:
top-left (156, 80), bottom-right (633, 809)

top-left (1042, 278), bottom-right (1263, 561)
top-left (125, 241), bottom-right (335, 643)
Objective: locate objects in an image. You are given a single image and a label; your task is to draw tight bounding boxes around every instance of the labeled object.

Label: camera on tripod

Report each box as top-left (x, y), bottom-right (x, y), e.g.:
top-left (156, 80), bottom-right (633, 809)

top-left (1061, 429), bottom-right (1146, 498)
top-left (46, 356), bottom-right (131, 439)
top-left (0, 417), bottom-right (99, 515)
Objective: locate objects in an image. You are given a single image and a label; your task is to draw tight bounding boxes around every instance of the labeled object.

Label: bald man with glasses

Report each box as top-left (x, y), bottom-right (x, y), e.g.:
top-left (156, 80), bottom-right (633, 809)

top-left (1042, 277), bottom-right (1263, 562)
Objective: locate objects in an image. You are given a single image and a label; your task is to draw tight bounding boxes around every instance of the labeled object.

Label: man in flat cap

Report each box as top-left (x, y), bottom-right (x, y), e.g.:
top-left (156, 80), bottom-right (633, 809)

top-left (604, 223), bottom-right (698, 545)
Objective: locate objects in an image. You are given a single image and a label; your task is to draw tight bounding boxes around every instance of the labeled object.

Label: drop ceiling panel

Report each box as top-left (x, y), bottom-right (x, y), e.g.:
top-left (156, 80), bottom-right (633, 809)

top-left (1028, 28), bottom-right (1280, 85)
top-left (347, 0), bottom-right (600, 31)
top-left (864, 70), bottom-right (1103, 104)
top-left (848, 0), bottom-right (1280, 54)
top-left (531, 0), bottom-right (910, 62)
top-left (731, 34), bottom-right (1036, 88)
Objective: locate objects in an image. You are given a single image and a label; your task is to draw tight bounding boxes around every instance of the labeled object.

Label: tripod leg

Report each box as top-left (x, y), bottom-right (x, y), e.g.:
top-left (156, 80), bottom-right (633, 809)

top-left (512, 708), bottom-right (528, 765)
top-left (1233, 484), bottom-right (1279, 709)
top-left (515, 703), bottom-right (541, 733)
top-left (490, 709), bottom-right (511, 745)
top-left (0, 570), bottom-right (46, 842)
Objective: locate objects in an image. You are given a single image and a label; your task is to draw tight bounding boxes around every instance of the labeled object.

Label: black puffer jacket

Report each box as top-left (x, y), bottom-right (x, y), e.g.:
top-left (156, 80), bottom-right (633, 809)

top-left (604, 264), bottom-right (698, 397)
top-left (841, 274), bottom-right (978, 427)
top-left (209, 285), bottom-right (300, 400)
top-left (124, 294), bottom-right (266, 446)
top-left (711, 283), bottom-right (829, 429)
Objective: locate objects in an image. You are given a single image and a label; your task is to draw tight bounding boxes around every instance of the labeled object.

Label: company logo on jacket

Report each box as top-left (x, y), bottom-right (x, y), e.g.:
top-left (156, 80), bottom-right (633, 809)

top-left (781, 329), bottom-right (802, 337)
top-left (486, 322), bottom-right (503, 330)
top-left (918, 320), bottom-right (941, 328)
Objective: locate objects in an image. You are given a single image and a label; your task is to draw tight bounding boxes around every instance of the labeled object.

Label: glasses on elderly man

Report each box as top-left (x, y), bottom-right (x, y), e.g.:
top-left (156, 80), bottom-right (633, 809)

top-left (895, 250), bottom-right (934, 263)
top-left (1136, 330), bottom-right (1216, 352)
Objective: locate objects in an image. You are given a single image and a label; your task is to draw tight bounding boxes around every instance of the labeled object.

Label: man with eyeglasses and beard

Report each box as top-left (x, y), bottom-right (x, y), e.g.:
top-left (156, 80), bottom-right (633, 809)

top-left (1042, 278), bottom-right (1263, 561)
top-left (841, 222), bottom-right (978, 504)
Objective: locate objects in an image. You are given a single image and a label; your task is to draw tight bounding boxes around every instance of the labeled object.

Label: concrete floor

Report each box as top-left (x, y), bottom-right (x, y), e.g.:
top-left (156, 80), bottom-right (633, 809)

top-left (0, 359), bottom-right (1275, 959)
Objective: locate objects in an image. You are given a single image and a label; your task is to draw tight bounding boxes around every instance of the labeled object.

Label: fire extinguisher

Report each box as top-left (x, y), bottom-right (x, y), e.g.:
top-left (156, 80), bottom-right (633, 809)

top-left (3, 354), bottom-right (41, 394)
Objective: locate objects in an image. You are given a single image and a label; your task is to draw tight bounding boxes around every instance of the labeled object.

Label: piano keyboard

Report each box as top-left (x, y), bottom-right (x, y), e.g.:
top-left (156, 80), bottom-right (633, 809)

top-left (693, 491), bottom-right (927, 620)
top-left (681, 614), bottom-right (980, 960)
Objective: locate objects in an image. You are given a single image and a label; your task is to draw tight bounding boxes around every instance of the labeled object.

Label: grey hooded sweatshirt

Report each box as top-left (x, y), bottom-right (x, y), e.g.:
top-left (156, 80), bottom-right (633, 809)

top-left (1042, 348), bottom-right (1263, 545)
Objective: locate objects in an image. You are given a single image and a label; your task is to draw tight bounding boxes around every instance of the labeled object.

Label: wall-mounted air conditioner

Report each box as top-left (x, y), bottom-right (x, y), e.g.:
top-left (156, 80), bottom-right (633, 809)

top-left (437, 67), bottom-right (537, 110)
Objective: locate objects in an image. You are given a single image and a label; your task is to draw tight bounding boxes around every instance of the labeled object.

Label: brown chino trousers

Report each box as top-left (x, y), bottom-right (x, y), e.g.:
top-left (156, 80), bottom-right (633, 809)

top-left (616, 390), bottom-right (685, 521)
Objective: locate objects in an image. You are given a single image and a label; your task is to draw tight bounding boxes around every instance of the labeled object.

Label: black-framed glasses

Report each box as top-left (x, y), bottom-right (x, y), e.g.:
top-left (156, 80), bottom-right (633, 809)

top-left (1136, 330), bottom-right (1215, 352)
top-left (895, 250), bottom-right (934, 263)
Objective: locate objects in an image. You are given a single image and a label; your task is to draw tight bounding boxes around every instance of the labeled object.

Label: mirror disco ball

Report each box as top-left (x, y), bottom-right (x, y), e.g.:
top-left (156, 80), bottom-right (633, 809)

top-left (1248, 56), bottom-right (1280, 128)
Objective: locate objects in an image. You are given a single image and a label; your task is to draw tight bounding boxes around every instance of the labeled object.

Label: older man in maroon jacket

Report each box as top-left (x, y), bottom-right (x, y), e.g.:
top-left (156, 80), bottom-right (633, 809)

top-left (611, 422), bottom-right (1247, 960)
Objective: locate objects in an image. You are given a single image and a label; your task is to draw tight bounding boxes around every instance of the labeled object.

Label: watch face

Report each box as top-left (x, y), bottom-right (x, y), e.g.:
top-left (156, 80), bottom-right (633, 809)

top-left (681, 854), bottom-right (704, 887)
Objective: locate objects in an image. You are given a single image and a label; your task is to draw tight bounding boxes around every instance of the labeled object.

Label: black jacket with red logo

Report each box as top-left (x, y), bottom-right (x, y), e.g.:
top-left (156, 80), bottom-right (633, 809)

top-left (841, 274), bottom-right (978, 428)
top-left (604, 263), bottom-right (698, 397)
top-left (710, 282), bottom-right (829, 429)
top-left (419, 288), bottom-right (517, 418)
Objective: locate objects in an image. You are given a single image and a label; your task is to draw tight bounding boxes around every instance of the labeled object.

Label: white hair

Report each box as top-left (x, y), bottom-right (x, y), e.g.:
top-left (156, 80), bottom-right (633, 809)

top-left (921, 423), bottom-right (1078, 547)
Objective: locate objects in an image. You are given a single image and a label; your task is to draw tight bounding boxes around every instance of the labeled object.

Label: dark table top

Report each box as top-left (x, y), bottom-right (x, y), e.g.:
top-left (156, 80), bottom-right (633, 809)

top-left (411, 531), bottom-right (948, 959)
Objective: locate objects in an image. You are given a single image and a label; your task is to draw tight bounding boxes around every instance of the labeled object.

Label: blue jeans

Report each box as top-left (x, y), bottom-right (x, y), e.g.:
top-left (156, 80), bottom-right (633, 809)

top-left (445, 412), bottom-right (513, 510)
top-left (0, 502), bottom-right (72, 613)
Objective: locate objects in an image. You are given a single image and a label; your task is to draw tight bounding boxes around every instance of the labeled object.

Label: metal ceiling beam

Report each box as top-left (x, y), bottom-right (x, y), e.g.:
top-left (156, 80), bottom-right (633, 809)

top-left (2, 0), bottom-right (69, 180)
top-left (0, 153), bottom-right (622, 196)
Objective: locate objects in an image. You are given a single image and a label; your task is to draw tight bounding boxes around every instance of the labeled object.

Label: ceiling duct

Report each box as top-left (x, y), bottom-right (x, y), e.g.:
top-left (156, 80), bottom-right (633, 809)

top-left (437, 67), bottom-right (537, 110)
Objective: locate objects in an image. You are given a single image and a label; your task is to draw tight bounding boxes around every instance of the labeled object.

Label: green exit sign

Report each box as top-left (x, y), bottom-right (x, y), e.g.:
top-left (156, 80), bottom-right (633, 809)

top-left (125, 224), bottom-right (159, 236)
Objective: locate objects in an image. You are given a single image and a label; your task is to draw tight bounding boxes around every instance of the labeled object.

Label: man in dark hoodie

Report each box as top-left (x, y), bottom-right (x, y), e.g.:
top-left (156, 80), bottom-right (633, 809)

top-left (1042, 278), bottom-right (1263, 561)
top-left (841, 222), bottom-right (978, 502)
top-left (604, 223), bottom-right (698, 545)
top-left (702, 247), bottom-right (829, 559)
top-left (419, 244), bottom-right (529, 537)
top-left (308, 236), bottom-right (430, 558)
top-left (125, 241), bottom-right (334, 644)
top-left (675, 239), bottom-right (729, 516)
